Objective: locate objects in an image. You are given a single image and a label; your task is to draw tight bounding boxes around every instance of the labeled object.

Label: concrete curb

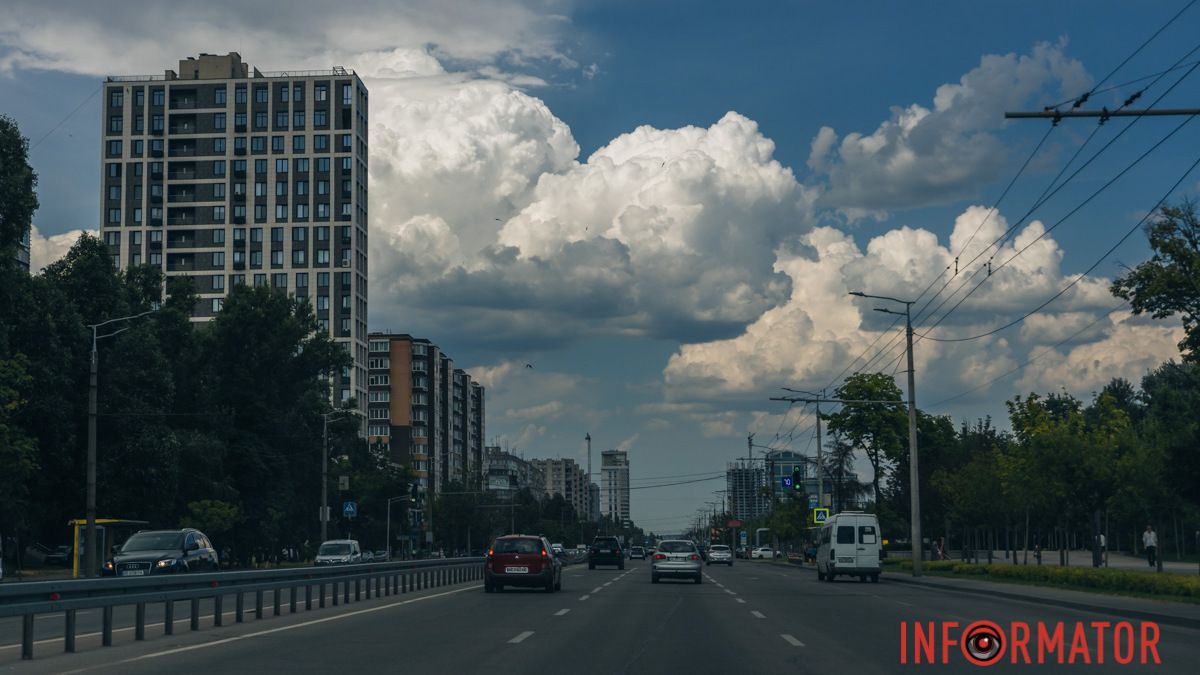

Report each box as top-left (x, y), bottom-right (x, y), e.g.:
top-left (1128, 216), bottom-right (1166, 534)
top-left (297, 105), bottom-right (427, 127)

top-left (886, 573), bottom-right (1200, 630)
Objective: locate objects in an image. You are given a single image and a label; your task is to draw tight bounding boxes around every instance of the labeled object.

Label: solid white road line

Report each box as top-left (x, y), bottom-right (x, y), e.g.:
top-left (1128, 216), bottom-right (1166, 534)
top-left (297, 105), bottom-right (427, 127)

top-left (554, 609), bottom-right (570, 616)
top-left (509, 631), bottom-right (535, 644)
top-left (751, 610), bottom-right (766, 619)
top-left (781, 634), bottom-right (805, 647)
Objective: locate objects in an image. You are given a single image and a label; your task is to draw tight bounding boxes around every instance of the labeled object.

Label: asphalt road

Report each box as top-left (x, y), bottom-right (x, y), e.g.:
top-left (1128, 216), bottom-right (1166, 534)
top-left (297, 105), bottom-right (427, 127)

top-left (5, 560), bottom-right (1200, 673)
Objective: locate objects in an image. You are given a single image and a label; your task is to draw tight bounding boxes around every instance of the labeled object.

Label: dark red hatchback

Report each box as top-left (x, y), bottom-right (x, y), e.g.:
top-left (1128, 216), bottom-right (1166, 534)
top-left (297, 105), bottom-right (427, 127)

top-left (484, 535), bottom-right (563, 593)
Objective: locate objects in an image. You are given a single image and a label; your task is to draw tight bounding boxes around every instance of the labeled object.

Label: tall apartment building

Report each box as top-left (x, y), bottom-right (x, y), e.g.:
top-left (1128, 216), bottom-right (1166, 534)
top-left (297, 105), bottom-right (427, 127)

top-left (482, 446), bottom-right (545, 500)
top-left (101, 53), bottom-right (369, 405)
top-left (530, 457), bottom-right (593, 519)
top-left (16, 227), bottom-right (30, 271)
top-left (726, 462), bottom-right (770, 522)
top-left (365, 332), bottom-right (485, 496)
top-left (600, 449), bottom-right (630, 526)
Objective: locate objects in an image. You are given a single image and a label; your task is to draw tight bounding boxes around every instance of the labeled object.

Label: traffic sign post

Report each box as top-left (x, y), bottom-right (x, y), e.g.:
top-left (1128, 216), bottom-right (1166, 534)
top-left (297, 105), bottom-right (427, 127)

top-left (781, 476), bottom-right (793, 490)
top-left (813, 508), bottom-right (829, 524)
top-left (808, 494), bottom-right (818, 509)
top-left (343, 501), bottom-right (357, 519)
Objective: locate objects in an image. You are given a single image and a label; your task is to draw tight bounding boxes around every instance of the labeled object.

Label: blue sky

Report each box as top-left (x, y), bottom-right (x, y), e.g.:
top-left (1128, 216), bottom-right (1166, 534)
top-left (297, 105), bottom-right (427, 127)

top-left (4, 1), bottom-right (1198, 533)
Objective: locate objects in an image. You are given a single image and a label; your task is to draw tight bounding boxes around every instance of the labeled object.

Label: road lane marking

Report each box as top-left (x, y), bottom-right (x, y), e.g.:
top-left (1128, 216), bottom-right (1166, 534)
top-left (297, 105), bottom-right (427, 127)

top-left (554, 609), bottom-right (570, 616)
top-left (579, 595), bottom-right (590, 601)
top-left (95, 585), bottom-right (481, 665)
top-left (591, 587), bottom-right (603, 593)
top-left (735, 598), bottom-right (746, 604)
top-left (751, 610), bottom-right (766, 619)
top-left (724, 589), bottom-right (735, 595)
top-left (781, 634), bottom-right (805, 647)
top-left (508, 631), bottom-right (535, 644)
top-left (603, 581), bottom-right (612, 586)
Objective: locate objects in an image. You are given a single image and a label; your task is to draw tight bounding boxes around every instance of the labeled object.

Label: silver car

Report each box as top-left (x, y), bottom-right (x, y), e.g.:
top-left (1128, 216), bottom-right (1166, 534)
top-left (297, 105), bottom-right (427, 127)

top-left (651, 540), bottom-right (702, 584)
top-left (706, 544), bottom-right (733, 566)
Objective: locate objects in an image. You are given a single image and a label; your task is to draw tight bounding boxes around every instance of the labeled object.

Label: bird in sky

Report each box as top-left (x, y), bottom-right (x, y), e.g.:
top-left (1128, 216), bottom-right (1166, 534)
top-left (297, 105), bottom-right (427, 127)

top-left (525, 363), bottom-right (534, 369)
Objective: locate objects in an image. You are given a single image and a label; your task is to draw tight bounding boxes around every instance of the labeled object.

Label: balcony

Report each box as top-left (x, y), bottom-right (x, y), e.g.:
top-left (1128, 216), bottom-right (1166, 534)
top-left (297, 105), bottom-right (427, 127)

top-left (233, 192), bottom-right (246, 202)
top-left (167, 192), bottom-right (196, 203)
top-left (166, 237), bottom-right (197, 249)
top-left (168, 147), bottom-right (196, 158)
top-left (168, 123), bottom-right (197, 134)
top-left (167, 217), bottom-right (195, 226)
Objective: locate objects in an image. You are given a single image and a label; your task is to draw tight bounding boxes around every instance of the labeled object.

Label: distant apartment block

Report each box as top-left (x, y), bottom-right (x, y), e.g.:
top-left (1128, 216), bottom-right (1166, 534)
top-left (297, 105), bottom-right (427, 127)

top-left (16, 227), bottom-right (30, 271)
top-left (600, 449), bottom-right (630, 526)
top-left (530, 457), bottom-right (594, 520)
top-left (100, 52), bottom-right (369, 407)
top-left (482, 446), bottom-right (545, 500)
top-left (365, 332), bottom-right (485, 495)
top-left (726, 462), bottom-right (770, 522)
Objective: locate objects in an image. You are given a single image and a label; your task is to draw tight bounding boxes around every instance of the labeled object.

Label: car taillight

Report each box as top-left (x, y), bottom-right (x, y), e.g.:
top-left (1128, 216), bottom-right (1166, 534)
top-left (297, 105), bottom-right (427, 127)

top-left (654, 553), bottom-right (665, 560)
top-left (690, 554), bottom-right (700, 560)
top-left (541, 548), bottom-right (548, 558)
top-left (486, 548), bottom-right (494, 559)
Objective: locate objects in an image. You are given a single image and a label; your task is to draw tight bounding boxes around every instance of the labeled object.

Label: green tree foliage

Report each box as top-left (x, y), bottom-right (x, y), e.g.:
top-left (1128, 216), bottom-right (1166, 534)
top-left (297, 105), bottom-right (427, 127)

top-left (824, 373), bottom-right (906, 508)
top-left (0, 114), bottom-right (38, 261)
top-left (1111, 200), bottom-right (1200, 361)
top-left (181, 500), bottom-right (243, 540)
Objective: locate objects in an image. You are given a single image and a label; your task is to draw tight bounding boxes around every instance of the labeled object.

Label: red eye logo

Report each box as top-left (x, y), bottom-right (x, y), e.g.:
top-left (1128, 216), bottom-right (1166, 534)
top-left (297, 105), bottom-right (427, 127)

top-left (961, 621), bottom-right (1005, 666)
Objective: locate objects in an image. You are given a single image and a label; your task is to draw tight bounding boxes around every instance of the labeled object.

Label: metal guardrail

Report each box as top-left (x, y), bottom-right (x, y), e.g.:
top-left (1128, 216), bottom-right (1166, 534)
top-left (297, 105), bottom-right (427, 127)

top-left (0, 557), bottom-right (482, 661)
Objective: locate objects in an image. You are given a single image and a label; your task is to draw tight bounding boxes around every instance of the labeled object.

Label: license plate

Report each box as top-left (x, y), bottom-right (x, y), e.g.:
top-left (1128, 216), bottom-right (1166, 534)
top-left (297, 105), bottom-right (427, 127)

top-left (505, 566), bottom-right (528, 574)
top-left (837, 557), bottom-right (854, 563)
top-left (120, 570), bottom-right (146, 576)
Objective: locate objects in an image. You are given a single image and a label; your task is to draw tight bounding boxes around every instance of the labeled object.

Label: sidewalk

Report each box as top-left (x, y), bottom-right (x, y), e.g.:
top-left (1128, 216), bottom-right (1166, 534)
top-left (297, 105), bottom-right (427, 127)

top-left (886, 572), bottom-right (1200, 629)
top-left (949, 550), bottom-right (1197, 576)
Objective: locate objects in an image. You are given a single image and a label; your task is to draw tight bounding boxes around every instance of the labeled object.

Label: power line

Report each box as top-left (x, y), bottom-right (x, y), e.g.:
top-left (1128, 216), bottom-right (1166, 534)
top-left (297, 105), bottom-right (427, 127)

top-left (30, 85), bottom-right (101, 150)
top-left (629, 475), bottom-right (726, 490)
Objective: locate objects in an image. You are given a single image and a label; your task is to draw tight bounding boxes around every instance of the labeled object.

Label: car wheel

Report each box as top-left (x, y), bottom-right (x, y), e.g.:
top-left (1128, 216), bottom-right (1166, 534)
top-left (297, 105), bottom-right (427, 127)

top-left (694, 574), bottom-right (702, 584)
top-left (870, 574), bottom-right (880, 583)
top-left (817, 567), bottom-right (825, 581)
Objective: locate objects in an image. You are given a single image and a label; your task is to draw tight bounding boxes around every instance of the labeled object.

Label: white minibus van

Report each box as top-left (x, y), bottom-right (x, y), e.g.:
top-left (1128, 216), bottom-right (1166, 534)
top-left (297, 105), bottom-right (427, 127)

top-left (816, 511), bottom-right (882, 583)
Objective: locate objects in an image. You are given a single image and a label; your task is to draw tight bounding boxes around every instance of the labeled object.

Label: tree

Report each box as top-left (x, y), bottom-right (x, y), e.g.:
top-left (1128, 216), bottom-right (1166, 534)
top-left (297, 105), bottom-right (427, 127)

top-left (824, 373), bottom-right (906, 508)
top-left (0, 115), bottom-right (38, 264)
top-left (181, 500), bottom-right (243, 541)
top-left (1111, 199), bottom-right (1200, 361)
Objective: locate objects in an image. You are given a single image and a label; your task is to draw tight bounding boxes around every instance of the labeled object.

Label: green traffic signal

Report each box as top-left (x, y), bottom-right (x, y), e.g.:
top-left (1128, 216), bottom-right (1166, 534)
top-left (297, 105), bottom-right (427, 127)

top-left (792, 467), bottom-right (802, 490)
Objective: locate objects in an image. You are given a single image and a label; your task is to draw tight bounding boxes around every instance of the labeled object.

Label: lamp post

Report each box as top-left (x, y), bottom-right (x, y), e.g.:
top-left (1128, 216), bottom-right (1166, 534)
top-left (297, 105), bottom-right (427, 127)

top-left (385, 496), bottom-right (406, 560)
top-left (850, 290), bottom-right (922, 577)
top-left (321, 409), bottom-right (360, 542)
top-left (85, 308), bottom-right (157, 578)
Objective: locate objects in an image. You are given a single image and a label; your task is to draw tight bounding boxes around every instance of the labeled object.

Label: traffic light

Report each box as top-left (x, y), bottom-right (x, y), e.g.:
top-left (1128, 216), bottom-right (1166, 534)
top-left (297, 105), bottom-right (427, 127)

top-left (410, 483), bottom-right (419, 503)
top-left (792, 467), bottom-right (802, 491)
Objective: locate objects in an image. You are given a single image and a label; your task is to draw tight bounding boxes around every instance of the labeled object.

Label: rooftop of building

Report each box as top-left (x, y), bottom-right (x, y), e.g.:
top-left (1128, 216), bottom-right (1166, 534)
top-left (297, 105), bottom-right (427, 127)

top-left (106, 52), bottom-right (356, 82)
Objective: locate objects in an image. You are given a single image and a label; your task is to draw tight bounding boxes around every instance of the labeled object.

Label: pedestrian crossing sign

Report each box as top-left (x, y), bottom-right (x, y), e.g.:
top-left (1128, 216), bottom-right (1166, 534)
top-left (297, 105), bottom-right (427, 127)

top-left (813, 508), bottom-right (829, 524)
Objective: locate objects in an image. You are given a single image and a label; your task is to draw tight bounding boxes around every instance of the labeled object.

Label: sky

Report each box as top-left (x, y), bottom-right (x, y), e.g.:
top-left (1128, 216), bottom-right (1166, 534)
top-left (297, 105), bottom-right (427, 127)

top-left (3, 0), bottom-right (1198, 533)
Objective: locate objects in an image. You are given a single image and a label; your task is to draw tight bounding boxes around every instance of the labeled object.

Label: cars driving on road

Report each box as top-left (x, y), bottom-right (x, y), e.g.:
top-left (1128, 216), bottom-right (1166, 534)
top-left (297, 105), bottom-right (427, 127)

top-left (588, 536), bottom-right (624, 569)
top-left (651, 539), bottom-right (702, 584)
top-left (484, 534), bottom-right (562, 593)
top-left (314, 539), bottom-right (363, 565)
top-left (103, 528), bottom-right (219, 576)
top-left (817, 511), bottom-right (883, 583)
top-left (750, 546), bottom-right (776, 559)
top-left (629, 546), bottom-right (646, 559)
top-left (706, 544), bottom-right (733, 566)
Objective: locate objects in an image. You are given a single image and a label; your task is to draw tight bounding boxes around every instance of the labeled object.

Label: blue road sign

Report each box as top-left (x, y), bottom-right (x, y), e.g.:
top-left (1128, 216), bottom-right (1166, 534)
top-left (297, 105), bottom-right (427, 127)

top-left (781, 476), bottom-right (793, 490)
top-left (808, 494), bottom-right (818, 509)
top-left (343, 501), bottom-right (358, 518)
top-left (739, 531), bottom-right (748, 543)
top-left (813, 508), bottom-right (829, 524)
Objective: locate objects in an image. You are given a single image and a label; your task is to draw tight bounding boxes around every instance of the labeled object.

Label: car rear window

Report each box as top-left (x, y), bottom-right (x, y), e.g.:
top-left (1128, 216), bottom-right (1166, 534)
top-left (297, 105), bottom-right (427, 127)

top-left (658, 541), bottom-right (694, 553)
top-left (493, 538), bottom-right (541, 554)
top-left (593, 538), bottom-right (618, 546)
top-left (836, 526), bottom-right (855, 544)
top-left (710, 545), bottom-right (730, 551)
top-left (122, 532), bottom-right (183, 551)
top-left (859, 525), bottom-right (877, 544)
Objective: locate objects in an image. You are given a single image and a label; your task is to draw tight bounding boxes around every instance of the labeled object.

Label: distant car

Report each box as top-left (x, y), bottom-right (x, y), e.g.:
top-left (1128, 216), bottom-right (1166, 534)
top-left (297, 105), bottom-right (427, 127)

top-left (374, 550), bottom-right (390, 562)
top-left (629, 546), bottom-right (646, 559)
top-left (103, 529), bottom-right (219, 576)
top-left (551, 543), bottom-right (564, 555)
top-left (751, 546), bottom-right (775, 559)
top-left (707, 544), bottom-right (733, 566)
top-left (362, 550), bottom-right (374, 562)
top-left (44, 545), bottom-right (72, 566)
top-left (735, 546), bottom-right (749, 559)
top-left (484, 535), bottom-right (562, 593)
top-left (315, 539), bottom-right (363, 565)
top-left (651, 540), bottom-right (702, 584)
top-left (589, 536), bottom-right (624, 570)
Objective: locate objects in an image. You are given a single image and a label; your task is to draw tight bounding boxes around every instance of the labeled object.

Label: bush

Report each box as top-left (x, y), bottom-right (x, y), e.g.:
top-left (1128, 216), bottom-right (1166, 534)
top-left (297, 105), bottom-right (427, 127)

top-left (897, 560), bottom-right (1200, 600)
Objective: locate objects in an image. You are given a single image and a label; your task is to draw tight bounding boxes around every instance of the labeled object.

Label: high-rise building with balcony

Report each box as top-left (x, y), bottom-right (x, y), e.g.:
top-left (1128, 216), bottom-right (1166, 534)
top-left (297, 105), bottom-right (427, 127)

top-left (100, 52), bottom-right (369, 406)
top-left (600, 449), bottom-right (630, 526)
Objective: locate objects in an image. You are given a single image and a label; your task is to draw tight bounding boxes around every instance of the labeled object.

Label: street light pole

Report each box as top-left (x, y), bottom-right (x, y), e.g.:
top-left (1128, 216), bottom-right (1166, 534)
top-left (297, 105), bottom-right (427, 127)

top-left (850, 290), bottom-right (922, 577)
top-left (385, 496), bottom-right (405, 560)
top-left (321, 410), bottom-right (359, 543)
top-left (85, 308), bottom-right (156, 578)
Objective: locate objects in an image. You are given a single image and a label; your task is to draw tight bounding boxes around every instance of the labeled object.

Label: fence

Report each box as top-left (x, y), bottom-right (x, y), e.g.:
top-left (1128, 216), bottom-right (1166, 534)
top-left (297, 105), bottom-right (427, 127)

top-left (0, 557), bottom-right (482, 661)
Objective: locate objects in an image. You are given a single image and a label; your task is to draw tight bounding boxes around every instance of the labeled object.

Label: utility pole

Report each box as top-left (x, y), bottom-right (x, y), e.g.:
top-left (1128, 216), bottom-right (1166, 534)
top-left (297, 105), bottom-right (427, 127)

top-left (85, 308), bottom-right (156, 578)
top-left (585, 432), bottom-right (592, 522)
top-left (321, 409), bottom-right (360, 542)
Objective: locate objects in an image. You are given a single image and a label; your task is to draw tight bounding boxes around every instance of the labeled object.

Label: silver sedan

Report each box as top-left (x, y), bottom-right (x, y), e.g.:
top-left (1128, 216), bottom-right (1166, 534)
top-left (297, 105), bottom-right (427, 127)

top-left (651, 540), bottom-right (702, 584)
top-left (706, 544), bottom-right (733, 566)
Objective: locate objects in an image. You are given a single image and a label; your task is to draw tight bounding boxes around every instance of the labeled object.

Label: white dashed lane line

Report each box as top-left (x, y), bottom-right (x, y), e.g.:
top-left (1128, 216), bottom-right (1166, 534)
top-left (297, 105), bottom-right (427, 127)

top-left (735, 598), bottom-right (746, 604)
top-left (751, 611), bottom-right (766, 619)
top-left (509, 631), bottom-right (535, 644)
top-left (555, 609), bottom-right (570, 616)
top-left (723, 589), bottom-right (735, 595)
top-left (781, 634), bottom-right (805, 647)
top-left (591, 586), bottom-right (603, 594)
top-left (579, 595), bottom-right (590, 601)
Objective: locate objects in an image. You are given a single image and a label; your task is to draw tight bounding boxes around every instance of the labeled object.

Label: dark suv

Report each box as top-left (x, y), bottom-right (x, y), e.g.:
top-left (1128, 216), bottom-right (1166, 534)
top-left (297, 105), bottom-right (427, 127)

top-left (589, 536), bottom-right (624, 569)
top-left (103, 528), bottom-right (219, 576)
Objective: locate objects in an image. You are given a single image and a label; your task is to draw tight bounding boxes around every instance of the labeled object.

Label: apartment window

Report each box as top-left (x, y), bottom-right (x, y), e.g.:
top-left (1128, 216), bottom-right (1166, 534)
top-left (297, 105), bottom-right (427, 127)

top-left (340, 294), bottom-right (350, 310)
top-left (279, 84), bottom-right (289, 103)
top-left (133, 162), bottom-right (143, 177)
top-left (275, 158), bottom-right (288, 174)
top-left (133, 208), bottom-right (142, 223)
top-left (294, 158), bottom-right (309, 173)
top-left (213, 160), bottom-right (226, 176)
top-left (210, 297), bottom-right (222, 313)
top-left (233, 228), bottom-right (246, 242)
top-left (150, 139), bottom-right (163, 155)
top-left (340, 318), bottom-right (350, 334)
top-left (275, 180), bottom-right (287, 196)
top-left (273, 273), bottom-right (287, 289)
top-left (109, 116), bottom-right (123, 133)
top-left (254, 204), bottom-right (266, 220)
top-left (233, 252), bottom-right (245, 270)
top-left (251, 136), bottom-right (265, 153)
top-left (342, 84), bottom-right (352, 105)
top-left (212, 228), bottom-right (225, 244)
top-left (253, 273), bottom-right (266, 287)
top-left (316, 203), bottom-right (329, 219)
top-left (255, 181), bottom-right (266, 197)
top-left (213, 138), bottom-right (226, 153)
top-left (275, 111), bottom-right (288, 129)
top-left (107, 163), bottom-right (120, 178)
top-left (292, 248), bottom-right (307, 266)
top-left (213, 183), bottom-right (226, 198)
top-left (317, 296), bottom-right (329, 310)
top-left (293, 85), bottom-right (304, 102)
top-left (255, 86), bottom-right (268, 103)
top-left (109, 89), bottom-right (123, 108)
top-left (339, 272), bottom-right (350, 287)
top-left (212, 206), bottom-right (225, 222)
top-left (254, 111), bottom-right (267, 129)
top-left (151, 114), bottom-right (163, 132)
top-left (296, 180), bottom-right (308, 196)
top-left (340, 134), bottom-right (352, 151)
top-left (317, 272), bottom-right (329, 288)
top-left (271, 250), bottom-right (283, 266)
top-left (272, 136), bottom-right (284, 153)
top-left (214, 87), bottom-right (226, 105)
top-left (107, 208), bottom-right (121, 224)
top-left (107, 185), bottom-right (120, 201)
top-left (293, 111), bottom-right (305, 130)
top-left (318, 318), bottom-right (329, 331)
top-left (211, 251), bottom-right (224, 266)
top-left (369, 391), bottom-right (388, 403)
top-left (134, 115), bottom-right (144, 133)
top-left (292, 227), bottom-right (307, 242)
top-left (314, 111), bottom-right (327, 128)
top-left (255, 159), bottom-right (268, 174)
top-left (276, 204), bottom-right (288, 220)
top-left (317, 157), bottom-right (330, 173)
top-left (234, 112), bottom-right (247, 129)
top-left (296, 272), bottom-right (309, 288)
top-left (231, 274), bottom-right (245, 286)
top-left (295, 203), bottom-right (309, 219)
top-left (315, 226), bottom-right (329, 241)
top-left (234, 86), bottom-right (246, 104)
top-left (150, 207), bottom-right (163, 223)
top-left (250, 250), bottom-right (263, 267)
top-left (107, 140), bottom-right (122, 156)
top-left (214, 112), bottom-right (226, 130)
top-left (271, 227), bottom-right (284, 242)
top-left (234, 137), bottom-right (246, 154)
top-left (316, 248), bottom-right (330, 264)
top-left (293, 135), bottom-right (305, 152)
top-left (212, 274), bottom-right (225, 291)
top-left (313, 134), bottom-right (328, 151)
top-left (103, 231), bottom-right (120, 246)
top-left (151, 89), bottom-right (165, 106)
top-left (412, 343), bottom-right (428, 356)
top-left (341, 156), bottom-right (352, 172)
